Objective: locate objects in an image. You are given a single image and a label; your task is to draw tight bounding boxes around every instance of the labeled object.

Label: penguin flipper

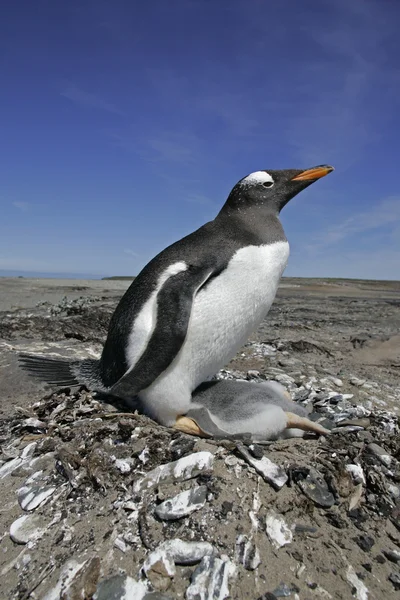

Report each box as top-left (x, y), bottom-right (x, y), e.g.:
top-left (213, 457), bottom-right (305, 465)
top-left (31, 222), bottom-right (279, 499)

top-left (110, 265), bottom-right (214, 400)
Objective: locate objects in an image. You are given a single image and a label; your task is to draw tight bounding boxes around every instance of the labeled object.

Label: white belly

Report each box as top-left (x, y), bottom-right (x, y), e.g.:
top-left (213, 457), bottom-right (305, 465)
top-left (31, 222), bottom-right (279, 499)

top-left (139, 241), bottom-right (289, 424)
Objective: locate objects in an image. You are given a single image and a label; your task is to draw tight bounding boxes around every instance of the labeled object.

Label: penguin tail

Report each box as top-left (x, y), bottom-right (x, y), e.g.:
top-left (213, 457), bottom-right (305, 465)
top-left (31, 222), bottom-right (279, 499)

top-left (18, 353), bottom-right (100, 389)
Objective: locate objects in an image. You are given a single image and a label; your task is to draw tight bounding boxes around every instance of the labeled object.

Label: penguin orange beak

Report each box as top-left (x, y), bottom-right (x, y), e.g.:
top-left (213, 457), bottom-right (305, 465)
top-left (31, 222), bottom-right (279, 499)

top-left (291, 165), bottom-right (334, 181)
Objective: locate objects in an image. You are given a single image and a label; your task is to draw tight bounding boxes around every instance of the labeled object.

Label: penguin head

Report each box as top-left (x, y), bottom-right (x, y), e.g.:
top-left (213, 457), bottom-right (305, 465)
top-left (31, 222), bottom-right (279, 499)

top-left (223, 165), bottom-right (334, 214)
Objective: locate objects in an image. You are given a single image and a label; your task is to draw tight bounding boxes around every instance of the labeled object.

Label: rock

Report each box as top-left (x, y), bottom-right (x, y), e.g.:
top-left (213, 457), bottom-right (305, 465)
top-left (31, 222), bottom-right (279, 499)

top-left (169, 437), bottom-right (196, 460)
top-left (18, 482), bottom-right (57, 512)
top-left (0, 457), bottom-right (24, 479)
top-left (274, 374), bottom-right (295, 386)
top-left (235, 534), bottom-right (261, 570)
top-left (94, 573), bottom-right (167, 599)
top-left (346, 566), bottom-right (369, 600)
top-left (345, 464), bottom-right (366, 485)
top-left (382, 549), bottom-right (400, 563)
top-left (388, 572), bottom-right (400, 590)
top-left (9, 513), bottom-right (48, 544)
top-left (367, 443), bottom-right (392, 468)
top-left (248, 444), bottom-right (264, 460)
top-left (63, 556), bottom-right (101, 600)
top-left (265, 511), bottom-right (293, 548)
top-left (350, 376), bottom-right (366, 387)
top-left (292, 467), bottom-right (335, 508)
top-left (156, 539), bottom-right (214, 565)
top-left (186, 555), bottom-right (236, 600)
top-left (293, 388), bottom-right (310, 402)
top-left (133, 452), bottom-right (214, 493)
top-left (114, 536), bottom-right (128, 553)
top-left (154, 486), bottom-right (207, 520)
top-left (236, 444), bottom-right (288, 490)
top-left (43, 558), bottom-right (92, 600)
top-left (353, 535), bottom-right (375, 553)
top-left (272, 582), bottom-right (300, 597)
top-left (142, 548), bottom-right (176, 591)
top-left (114, 458), bottom-right (133, 474)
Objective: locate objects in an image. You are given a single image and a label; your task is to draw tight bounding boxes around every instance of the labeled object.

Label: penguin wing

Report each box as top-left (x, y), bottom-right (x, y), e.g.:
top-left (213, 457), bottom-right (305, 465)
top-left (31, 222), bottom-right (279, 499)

top-left (110, 264), bottom-right (215, 399)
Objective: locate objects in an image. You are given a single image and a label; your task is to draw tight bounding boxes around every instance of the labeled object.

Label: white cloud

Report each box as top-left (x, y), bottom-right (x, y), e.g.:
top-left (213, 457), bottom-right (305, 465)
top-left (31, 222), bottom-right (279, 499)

top-left (316, 196), bottom-right (400, 245)
top-left (123, 248), bottom-right (139, 257)
top-left (60, 85), bottom-right (124, 116)
top-left (12, 201), bottom-right (30, 211)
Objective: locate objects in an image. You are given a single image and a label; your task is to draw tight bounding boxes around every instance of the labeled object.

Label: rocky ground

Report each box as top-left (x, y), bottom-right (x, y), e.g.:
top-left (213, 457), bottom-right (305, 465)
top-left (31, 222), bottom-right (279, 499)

top-left (0, 276), bottom-right (399, 599)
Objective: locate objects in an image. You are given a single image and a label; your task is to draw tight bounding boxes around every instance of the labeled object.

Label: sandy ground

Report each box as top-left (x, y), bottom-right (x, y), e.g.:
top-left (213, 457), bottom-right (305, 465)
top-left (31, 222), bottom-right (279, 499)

top-left (0, 276), bottom-right (399, 599)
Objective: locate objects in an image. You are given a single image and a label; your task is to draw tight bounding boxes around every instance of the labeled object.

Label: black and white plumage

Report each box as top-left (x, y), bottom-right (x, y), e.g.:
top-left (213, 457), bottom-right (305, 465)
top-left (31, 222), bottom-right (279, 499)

top-left (20, 165), bottom-right (334, 440)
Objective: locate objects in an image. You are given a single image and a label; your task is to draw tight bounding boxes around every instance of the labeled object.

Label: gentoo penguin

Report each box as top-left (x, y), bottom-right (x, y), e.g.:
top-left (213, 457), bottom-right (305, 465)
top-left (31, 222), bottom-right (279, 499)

top-left (189, 379), bottom-right (327, 440)
top-left (20, 165), bottom-right (334, 440)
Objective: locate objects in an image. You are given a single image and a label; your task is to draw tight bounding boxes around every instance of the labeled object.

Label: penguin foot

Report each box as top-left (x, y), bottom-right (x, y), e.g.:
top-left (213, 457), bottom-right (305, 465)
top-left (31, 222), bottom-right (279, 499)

top-left (173, 416), bottom-right (210, 438)
top-left (285, 411), bottom-right (330, 436)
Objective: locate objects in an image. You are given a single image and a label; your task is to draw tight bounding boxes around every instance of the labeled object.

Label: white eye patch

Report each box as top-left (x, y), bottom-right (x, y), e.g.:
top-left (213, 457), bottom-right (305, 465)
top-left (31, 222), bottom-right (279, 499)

top-left (241, 171), bottom-right (274, 187)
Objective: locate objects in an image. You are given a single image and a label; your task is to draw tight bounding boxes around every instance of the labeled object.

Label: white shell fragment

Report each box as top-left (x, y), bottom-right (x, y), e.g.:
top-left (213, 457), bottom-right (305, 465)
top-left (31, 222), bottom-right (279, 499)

top-left (155, 485), bottom-right (207, 520)
top-left (18, 484), bottom-right (56, 512)
top-left (236, 444), bottom-right (288, 489)
top-left (235, 535), bottom-right (261, 571)
top-left (186, 555), bottom-right (236, 600)
top-left (266, 511), bottom-right (293, 548)
top-left (345, 464), bottom-right (366, 485)
top-left (346, 565), bottom-right (369, 600)
top-left (156, 539), bottom-right (214, 565)
top-left (0, 457), bottom-right (24, 479)
top-left (133, 451), bottom-right (214, 493)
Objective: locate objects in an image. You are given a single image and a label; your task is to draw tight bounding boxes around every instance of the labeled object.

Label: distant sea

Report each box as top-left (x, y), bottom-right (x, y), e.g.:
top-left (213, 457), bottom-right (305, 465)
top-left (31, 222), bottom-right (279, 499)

top-left (0, 270), bottom-right (105, 280)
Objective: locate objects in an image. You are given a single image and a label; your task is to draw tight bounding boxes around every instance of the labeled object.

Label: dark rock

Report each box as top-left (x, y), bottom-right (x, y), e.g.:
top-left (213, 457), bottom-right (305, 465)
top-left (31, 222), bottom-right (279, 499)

top-left (389, 572), bottom-right (400, 590)
top-left (291, 467), bottom-right (335, 508)
top-left (382, 549), bottom-right (400, 563)
top-left (362, 563), bottom-right (372, 572)
top-left (353, 535), bottom-right (375, 552)
top-left (170, 436), bottom-right (196, 460)
top-left (375, 554), bottom-right (386, 564)
top-left (248, 444), bottom-right (264, 459)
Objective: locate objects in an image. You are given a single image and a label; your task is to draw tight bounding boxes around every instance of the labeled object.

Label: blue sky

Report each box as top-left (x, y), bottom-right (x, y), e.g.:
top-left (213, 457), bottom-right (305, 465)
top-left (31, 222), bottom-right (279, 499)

top-left (2, 0), bottom-right (400, 280)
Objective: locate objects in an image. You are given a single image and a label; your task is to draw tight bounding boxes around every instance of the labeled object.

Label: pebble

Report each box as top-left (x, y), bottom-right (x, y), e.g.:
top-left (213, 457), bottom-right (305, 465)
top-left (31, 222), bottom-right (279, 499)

top-left (354, 535), bottom-right (375, 552)
top-left (293, 468), bottom-right (335, 508)
top-left (114, 459), bottom-right (133, 474)
top-left (272, 582), bottom-right (300, 597)
top-left (236, 444), bottom-right (288, 490)
top-left (235, 534), bottom-right (261, 570)
top-left (114, 536), bottom-right (128, 553)
top-left (388, 572), bottom-right (400, 590)
top-left (154, 486), bottom-right (207, 520)
top-left (345, 464), bottom-right (366, 485)
top-left (350, 376), bottom-right (366, 387)
top-left (186, 555), bottom-right (236, 600)
top-left (133, 452), bottom-right (214, 493)
top-left (9, 514), bottom-right (48, 544)
top-left (266, 511), bottom-right (293, 548)
top-left (367, 443), bottom-right (392, 468)
top-left (382, 549), bottom-right (400, 563)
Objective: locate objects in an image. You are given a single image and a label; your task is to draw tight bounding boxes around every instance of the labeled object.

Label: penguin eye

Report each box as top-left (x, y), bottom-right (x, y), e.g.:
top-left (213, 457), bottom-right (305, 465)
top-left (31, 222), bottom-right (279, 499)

top-left (262, 181), bottom-right (274, 188)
